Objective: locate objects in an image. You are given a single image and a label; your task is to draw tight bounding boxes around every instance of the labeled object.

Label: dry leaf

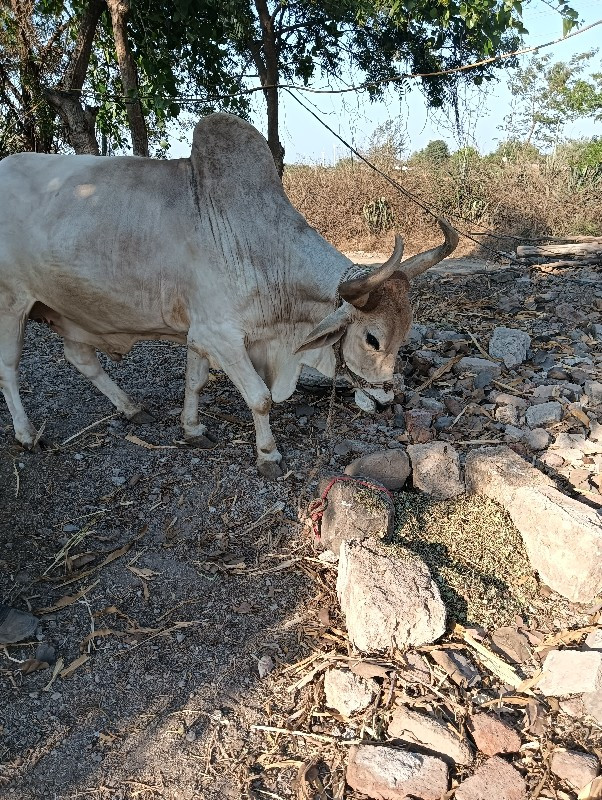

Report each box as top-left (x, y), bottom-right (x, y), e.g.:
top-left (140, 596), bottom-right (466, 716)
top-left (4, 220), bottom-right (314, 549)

top-left (79, 628), bottom-right (117, 653)
top-left (349, 661), bottom-right (391, 681)
top-left (36, 580), bottom-right (100, 615)
top-left (127, 566), bottom-right (160, 580)
top-left (125, 434), bottom-right (177, 450)
top-left (19, 658), bottom-right (49, 675)
top-left (461, 628), bottom-right (524, 690)
top-left (568, 406), bottom-right (591, 427)
top-left (42, 656), bottom-right (64, 691)
top-left (525, 698), bottom-right (548, 737)
top-left (233, 601), bottom-right (253, 614)
top-left (60, 653), bottom-right (90, 678)
top-left (535, 626), bottom-right (599, 652)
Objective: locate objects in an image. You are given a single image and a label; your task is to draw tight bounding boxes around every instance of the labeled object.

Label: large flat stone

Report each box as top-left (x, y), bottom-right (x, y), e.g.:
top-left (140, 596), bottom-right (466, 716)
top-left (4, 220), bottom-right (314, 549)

top-left (507, 486), bottom-right (602, 603)
top-left (337, 539), bottom-right (446, 653)
top-left (346, 744), bottom-right (448, 800)
top-left (464, 445), bottom-right (553, 507)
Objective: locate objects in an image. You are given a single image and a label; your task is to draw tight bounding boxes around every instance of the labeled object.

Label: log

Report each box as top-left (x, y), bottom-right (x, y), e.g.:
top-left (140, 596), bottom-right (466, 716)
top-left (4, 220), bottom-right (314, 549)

top-left (531, 259), bottom-right (601, 269)
top-left (516, 242), bottom-right (602, 259)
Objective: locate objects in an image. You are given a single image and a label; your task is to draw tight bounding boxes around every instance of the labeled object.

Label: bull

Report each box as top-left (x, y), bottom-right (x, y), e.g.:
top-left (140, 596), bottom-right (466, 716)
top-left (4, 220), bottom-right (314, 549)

top-left (0, 113), bottom-right (457, 477)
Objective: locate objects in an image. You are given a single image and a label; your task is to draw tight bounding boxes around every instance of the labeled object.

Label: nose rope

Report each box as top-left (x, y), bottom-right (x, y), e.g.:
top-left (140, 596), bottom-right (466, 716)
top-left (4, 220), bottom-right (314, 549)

top-left (307, 475), bottom-right (394, 541)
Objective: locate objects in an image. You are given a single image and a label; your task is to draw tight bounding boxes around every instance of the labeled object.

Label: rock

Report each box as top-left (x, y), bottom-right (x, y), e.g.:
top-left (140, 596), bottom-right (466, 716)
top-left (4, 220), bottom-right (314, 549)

top-left (323, 668), bottom-right (377, 717)
top-left (406, 442), bottom-right (464, 499)
top-left (585, 629), bottom-right (602, 650)
top-left (468, 713), bottom-right (521, 757)
top-left (583, 691), bottom-right (602, 724)
top-left (319, 478), bottom-right (394, 553)
top-left (337, 539), bottom-right (446, 653)
top-left (507, 486), bottom-right (602, 603)
top-left (490, 627), bottom-right (531, 664)
top-left (525, 401), bottom-right (563, 428)
top-left (489, 327), bottom-right (531, 369)
top-left (346, 744), bottom-right (448, 800)
top-left (407, 323), bottom-right (427, 346)
top-left (523, 428), bottom-right (551, 451)
top-left (495, 404), bottom-right (522, 425)
top-left (591, 421), bottom-right (602, 442)
top-left (454, 756), bottom-right (526, 800)
top-left (465, 445), bottom-right (553, 507)
top-left (398, 652), bottom-right (431, 684)
top-left (494, 393), bottom-right (528, 410)
top-left (454, 357), bottom-right (502, 377)
top-left (550, 749), bottom-right (599, 790)
top-left (585, 380), bottom-right (602, 404)
top-left (388, 706), bottom-right (472, 766)
top-left (405, 409), bottom-right (433, 444)
top-left (504, 425), bottom-right (524, 443)
top-left (537, 649), bottom-right (602, 696)
top-left (344, 449), bottom-right (411, 491)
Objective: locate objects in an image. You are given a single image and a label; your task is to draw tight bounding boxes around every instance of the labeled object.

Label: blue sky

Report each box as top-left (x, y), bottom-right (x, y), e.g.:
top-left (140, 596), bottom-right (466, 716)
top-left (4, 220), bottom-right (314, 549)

top-left (249, 0), bottom-right (602, 163)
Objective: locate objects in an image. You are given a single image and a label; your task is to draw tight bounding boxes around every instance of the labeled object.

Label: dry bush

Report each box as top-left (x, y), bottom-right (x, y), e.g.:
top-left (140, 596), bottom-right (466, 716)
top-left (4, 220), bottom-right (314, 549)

top-left (283, 156), bottom-right (602, 255)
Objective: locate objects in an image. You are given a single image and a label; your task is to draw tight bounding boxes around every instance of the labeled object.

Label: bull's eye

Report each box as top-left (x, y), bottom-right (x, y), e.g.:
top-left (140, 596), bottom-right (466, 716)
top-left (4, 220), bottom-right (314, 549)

top-left (366, 332), bottom-right (380, 350)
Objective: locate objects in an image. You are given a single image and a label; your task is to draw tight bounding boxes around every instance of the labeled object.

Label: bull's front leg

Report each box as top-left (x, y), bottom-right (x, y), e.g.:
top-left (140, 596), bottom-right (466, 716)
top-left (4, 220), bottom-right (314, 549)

top-left (190, 337), bottom-right (283, 478)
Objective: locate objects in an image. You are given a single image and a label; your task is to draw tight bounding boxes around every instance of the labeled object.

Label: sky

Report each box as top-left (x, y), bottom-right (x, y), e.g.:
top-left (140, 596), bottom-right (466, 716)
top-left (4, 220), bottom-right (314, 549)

top-left (235, 0), bottom-right (602, 164)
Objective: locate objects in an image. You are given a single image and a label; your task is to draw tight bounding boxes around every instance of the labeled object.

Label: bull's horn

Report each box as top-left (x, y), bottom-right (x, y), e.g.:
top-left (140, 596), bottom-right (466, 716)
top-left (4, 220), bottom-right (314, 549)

top-left (339, 234), bottom-right (404, 307)
top-left (399, 217), bottom-right (459, 280)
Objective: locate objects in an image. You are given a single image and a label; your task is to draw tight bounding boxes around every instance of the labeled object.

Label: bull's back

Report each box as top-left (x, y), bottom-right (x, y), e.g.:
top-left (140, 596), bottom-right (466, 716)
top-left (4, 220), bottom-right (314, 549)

top-left (0, 153), bottom-right (201, 329)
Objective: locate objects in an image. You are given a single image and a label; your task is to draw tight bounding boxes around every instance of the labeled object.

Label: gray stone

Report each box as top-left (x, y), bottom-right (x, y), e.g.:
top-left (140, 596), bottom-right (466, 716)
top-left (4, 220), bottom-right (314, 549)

top-left (347, 745), bottom-right (449, 800)
top-left (406, 323), bottom-right (427, 346)
top-left (319, 478), bottom-right (394, 553)
top-left (523, 428), bottom-right (551, 451)
top-left (525, 401), bottom-right (563, 428)
top-left (454, 357), bottom-right (502, 377)
top-left (430, 649), bottom-right (480, 688)
top-left (550, 749), bottom-right (599, 790)
top-left (537, 649), bottom-right (602, 696)
top-left (507, 486), bottom-right (602, 603)
top-left (337, 538), bottom-right (446, 653)
top-left (344, 449), bottom-right (411, 491)
top-left (591, 421), bottom-right (602, 442)
top-left (583, 691), bottom-right (602, 724)
top-left (489, 327), bottom-right (531, 368)
top-left (503, 425), bottom-right (524, 443)
top-left (407, 441), bottom-right (464, 499)
top-left (494, 393), bottom-right (528, 409)
top-left (585, 380), bottom-right (602, 403)
top-left (454, 757), bottom-right (526, 800)
top-left (388, 706), bottom-right (473, 765)
top-left (465, 446), bottom-right (553, 507)
top-left (324, 668), bottom-right (377, 717)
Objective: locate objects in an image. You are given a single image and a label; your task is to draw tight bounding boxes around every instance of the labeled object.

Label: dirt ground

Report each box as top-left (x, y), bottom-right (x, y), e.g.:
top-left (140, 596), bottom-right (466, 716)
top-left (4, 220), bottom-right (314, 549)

top-left (1, 255), bottom-right (601, 800)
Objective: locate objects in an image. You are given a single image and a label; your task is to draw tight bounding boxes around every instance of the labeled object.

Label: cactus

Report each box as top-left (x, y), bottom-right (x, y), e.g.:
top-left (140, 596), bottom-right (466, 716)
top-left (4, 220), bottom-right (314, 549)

top-left (362, 197), bottom-right (394, 234)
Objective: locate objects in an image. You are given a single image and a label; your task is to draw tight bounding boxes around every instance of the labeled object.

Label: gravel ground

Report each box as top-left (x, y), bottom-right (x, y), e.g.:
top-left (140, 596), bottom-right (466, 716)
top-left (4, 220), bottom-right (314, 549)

top-left (1, 256), bottom-right (601, 799)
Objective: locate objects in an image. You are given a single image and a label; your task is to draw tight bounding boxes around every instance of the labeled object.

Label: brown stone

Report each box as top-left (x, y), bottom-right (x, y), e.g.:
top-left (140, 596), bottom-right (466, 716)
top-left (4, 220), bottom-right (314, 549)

top-left (344, 448), bottom-right (411, 491)
top-left (406, 441), bottom-right (464, 499)
top-left (468, 713), bottom-right (521, 757)
top-left (550, 749), bottom-right (599, 790)
top-left (454, 756), bottom-right (526, 800)
top-left (346, 744), bottom-right (448, 800)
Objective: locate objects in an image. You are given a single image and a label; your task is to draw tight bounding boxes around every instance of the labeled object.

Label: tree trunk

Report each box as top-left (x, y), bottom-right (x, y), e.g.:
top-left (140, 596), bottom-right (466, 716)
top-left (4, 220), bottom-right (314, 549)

top-left (45, 0), bottom-right (104, 155)
top-left (254, 0), bottom-right (284, 178)
top-left (106, 0), bottom-right (149, 157)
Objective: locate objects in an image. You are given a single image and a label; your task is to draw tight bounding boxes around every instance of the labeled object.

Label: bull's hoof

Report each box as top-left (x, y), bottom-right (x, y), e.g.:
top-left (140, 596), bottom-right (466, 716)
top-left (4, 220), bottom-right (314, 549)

top-left (184, 434), bottom-right (217, 450)
top-left (257, 459), bottom-right (285, 479)
top-left (18, 436), bottom-right (52, 453)
top-left (129, 410), bottom-right (155, 425)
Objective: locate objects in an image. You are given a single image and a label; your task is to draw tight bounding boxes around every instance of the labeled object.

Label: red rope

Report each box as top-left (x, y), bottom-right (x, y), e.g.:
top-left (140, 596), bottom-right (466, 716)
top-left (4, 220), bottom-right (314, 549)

top-left (307, 476), bottom-right (394, 540)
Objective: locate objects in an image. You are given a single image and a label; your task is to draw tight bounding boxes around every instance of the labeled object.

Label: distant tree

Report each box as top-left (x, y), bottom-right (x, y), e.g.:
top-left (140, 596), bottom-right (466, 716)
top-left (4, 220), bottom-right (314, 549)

top-left (410, 139), bottom-right (451, 166)
top-left (488, 139), bottom-right (541, 163)
top-left (502, 51), bottom-right (602, 150)
top-left (365, 119), bottom-right (406, 167)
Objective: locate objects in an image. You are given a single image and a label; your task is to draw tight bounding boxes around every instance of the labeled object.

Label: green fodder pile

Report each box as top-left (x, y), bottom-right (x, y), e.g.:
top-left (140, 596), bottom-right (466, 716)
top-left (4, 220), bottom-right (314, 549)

top-left (391, 492), bottom-right (538, 629)
top-left (283, 157), bottom-right (602, 253)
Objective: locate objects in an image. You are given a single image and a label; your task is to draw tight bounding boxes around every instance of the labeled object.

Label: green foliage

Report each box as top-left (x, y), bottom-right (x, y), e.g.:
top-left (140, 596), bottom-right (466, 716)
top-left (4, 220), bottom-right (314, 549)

top-left (559, 137), bottom-right (602, 188)
top-left (487, 139), bottom-right (541, 163)
top-left (363, 197), bottom-right (395, 233)
top-left (410, 139), bottom-right (451, 166)
top-left (502, 50), bottom-right (602, 150)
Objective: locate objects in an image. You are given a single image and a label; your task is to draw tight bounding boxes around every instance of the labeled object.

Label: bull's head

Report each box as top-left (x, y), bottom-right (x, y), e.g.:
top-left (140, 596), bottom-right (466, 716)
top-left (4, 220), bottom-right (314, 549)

top-left (295, 218), bottom-right (458, 407)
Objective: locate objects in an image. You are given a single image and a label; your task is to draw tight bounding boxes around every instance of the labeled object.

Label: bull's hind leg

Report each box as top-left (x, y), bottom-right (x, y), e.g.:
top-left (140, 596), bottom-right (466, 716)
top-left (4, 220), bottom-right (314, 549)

top-left (181, 349), bottom-right (215, 447)
top-left (0, 314), bottom-right (38, 447)
top-left (63, 339), bottom-right (152, 423)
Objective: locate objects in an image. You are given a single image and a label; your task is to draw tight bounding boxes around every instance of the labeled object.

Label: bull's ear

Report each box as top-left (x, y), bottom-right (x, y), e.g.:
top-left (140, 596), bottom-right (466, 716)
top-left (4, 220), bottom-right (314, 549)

top-left (294, 306), bottom-right (352, 353)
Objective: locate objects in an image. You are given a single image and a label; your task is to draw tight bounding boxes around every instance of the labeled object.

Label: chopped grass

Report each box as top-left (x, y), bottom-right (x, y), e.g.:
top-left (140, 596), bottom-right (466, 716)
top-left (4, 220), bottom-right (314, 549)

top-left (390, 492), bottom-right (538, 629)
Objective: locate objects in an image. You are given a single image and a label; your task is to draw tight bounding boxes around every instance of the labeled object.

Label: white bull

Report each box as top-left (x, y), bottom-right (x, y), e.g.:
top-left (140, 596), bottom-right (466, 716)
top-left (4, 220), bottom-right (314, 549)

top-left (0, 113), bottom-right (458, 476)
